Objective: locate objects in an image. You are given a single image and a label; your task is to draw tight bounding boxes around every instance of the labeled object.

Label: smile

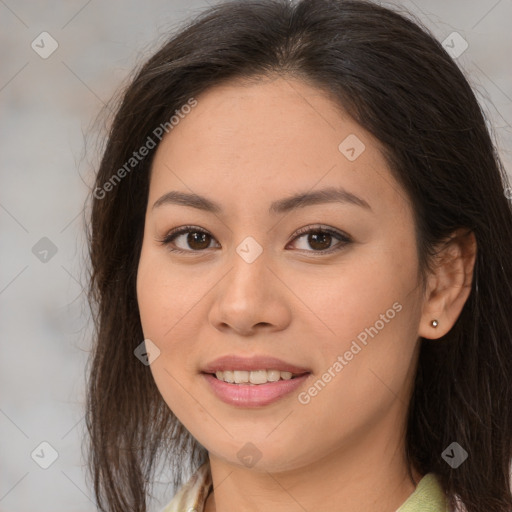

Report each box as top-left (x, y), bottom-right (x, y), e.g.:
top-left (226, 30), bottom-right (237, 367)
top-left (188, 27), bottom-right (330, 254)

top-left (213, 369), bottom-right (303, 384)
top-left (202, 371), bottom-right (311, 407)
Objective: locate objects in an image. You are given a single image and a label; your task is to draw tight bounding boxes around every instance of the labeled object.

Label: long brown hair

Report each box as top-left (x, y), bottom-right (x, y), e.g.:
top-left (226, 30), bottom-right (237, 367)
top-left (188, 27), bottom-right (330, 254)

top-left (84, 1), bottom-right (512, 510)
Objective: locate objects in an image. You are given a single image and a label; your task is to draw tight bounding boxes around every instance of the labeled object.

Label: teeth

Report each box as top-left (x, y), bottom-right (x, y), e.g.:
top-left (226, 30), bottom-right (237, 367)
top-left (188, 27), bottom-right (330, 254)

top-left (222, 370), bottom-right (235, 383)
top-left (234, 370), bottom-right (249, 383)
top-left (214, 369), bottom-right (296, 384)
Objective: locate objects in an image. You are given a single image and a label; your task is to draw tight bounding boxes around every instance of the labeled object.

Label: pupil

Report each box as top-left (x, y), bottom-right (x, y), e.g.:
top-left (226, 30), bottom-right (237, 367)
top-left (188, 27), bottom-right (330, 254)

top-left (188, 232), bottom-right (210, 250)
top-left (309, 232), bottom-right (331, 250)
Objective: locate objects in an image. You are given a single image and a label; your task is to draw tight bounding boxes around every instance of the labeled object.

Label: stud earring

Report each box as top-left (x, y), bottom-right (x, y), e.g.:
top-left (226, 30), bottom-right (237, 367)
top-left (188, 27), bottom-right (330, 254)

top-left (431, 319), bottom-right (439, 328)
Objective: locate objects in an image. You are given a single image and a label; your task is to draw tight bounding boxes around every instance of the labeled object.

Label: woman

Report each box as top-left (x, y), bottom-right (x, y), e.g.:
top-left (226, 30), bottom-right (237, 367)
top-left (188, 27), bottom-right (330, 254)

top-left (84, 1), bottom-right (512, 511)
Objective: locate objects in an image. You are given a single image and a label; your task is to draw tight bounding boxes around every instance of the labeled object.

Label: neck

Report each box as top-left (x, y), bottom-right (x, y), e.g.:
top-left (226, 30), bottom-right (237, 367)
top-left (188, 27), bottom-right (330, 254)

top-left (204, 409), bottom-right (422, 512)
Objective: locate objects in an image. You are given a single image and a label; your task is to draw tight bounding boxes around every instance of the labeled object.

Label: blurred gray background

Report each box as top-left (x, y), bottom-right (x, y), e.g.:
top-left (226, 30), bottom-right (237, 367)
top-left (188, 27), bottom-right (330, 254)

top-left (1, 0), bottom-right (511, 511)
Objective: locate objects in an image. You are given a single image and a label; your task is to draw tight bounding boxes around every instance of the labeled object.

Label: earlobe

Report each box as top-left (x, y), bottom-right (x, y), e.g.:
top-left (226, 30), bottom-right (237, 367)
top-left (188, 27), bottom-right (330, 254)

top-left (419, 229), bottom-right (477, 340)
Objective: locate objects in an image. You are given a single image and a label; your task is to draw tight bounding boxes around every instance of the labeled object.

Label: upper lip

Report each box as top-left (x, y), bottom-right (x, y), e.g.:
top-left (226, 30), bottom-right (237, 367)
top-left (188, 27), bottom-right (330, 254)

top-left (202, 355), bottom-right (311, 375)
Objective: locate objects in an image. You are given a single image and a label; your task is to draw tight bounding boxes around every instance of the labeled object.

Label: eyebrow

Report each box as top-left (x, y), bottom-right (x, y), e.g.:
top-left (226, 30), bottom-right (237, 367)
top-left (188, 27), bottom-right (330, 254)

top-left (152, 186), bottom-right (372, 214)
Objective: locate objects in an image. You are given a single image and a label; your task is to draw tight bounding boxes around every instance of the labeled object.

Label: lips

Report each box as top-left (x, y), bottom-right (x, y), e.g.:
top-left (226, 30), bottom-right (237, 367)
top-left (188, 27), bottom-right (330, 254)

top-left (203, 372), bottom-right (310, 407)
top-left (201, 354), bottom-right (311, 375)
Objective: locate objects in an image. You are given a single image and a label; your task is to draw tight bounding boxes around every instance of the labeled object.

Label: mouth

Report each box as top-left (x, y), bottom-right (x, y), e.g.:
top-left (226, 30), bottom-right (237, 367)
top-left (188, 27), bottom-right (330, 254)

top-left (202, 369), bottom-right (310, 385)
top-left (201, 355), bottom-right (311, 406)
top-left (202, 354), bottom-right (311, 378)
top-left (201, 370), bottom-right (311, 407)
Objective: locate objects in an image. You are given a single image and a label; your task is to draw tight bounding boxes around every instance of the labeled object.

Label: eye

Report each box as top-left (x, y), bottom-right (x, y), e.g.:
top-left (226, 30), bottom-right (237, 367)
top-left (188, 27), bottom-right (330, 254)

top-left (287, 225), bottom-right (352, 254)
top-left (157, 225), bottom-right (219, 254)
top-left (157, 224), bottom-right (352, 255)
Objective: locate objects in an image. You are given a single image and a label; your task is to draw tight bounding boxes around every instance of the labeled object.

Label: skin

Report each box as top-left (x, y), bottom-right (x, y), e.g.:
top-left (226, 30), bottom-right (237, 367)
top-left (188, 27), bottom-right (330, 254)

top-left (136, 75), bottom-right (476, 512)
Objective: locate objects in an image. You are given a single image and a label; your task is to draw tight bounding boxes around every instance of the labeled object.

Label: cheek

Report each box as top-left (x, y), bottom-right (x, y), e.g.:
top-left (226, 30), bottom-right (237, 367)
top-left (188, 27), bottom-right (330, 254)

top-left (292, 239), bottom-right (421, 404)
top-left (136, 243), bottom-right (194, 339)
top-left (136, 252), bottom-right (167, 340)
top-left (136, 241), bottom-right (209, 378)
top-left (288, 243), bottom-right (418, 350)
top-left (136, 249), bottom-right (202, 422)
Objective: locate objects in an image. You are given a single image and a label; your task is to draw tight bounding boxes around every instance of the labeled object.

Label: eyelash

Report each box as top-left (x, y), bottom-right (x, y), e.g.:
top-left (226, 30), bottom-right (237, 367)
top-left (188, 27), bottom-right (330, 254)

top-left (157, 224), bottom-right (352, 255)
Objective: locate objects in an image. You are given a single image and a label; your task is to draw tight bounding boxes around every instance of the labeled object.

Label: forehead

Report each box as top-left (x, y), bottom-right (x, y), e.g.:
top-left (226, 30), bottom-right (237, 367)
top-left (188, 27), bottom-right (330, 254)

top-left (148, 76), bottom-right (411, 219)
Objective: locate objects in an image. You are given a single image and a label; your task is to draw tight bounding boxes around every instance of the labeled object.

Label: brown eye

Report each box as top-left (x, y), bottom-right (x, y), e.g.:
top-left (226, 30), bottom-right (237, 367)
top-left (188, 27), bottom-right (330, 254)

top-left (159, 226), bottom-right (219, 253)
top-left (306, 232), bottom-right (333, 251)
top-left (290, 226), bottom-right (352, 253)
top-left (185, 231), bottom-right (212, 250)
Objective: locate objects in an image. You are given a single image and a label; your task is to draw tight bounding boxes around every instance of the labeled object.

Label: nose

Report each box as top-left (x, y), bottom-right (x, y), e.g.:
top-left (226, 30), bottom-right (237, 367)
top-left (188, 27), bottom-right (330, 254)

top-left (208, 243), bottom-right (292, 337)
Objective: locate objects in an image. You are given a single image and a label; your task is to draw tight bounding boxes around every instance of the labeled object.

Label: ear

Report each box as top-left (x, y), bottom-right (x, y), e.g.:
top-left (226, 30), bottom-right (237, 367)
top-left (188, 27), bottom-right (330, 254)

top-left (419, 228), bottom-right (477, 339)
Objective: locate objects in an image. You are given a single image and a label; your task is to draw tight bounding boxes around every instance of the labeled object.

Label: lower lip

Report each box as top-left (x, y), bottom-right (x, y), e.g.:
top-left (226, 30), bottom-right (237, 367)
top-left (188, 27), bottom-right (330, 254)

top-left (202, 373), bottom-right (310, 408)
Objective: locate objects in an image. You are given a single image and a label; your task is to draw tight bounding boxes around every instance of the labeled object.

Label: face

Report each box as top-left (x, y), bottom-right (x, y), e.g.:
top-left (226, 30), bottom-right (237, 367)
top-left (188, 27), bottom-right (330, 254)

top-left (136, 76), bottom-right (425, 472)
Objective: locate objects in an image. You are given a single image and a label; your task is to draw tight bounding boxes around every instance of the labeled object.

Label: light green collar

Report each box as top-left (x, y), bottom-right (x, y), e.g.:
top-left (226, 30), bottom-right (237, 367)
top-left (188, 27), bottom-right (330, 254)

top-left (396, 473), bottom-right (449, 512)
